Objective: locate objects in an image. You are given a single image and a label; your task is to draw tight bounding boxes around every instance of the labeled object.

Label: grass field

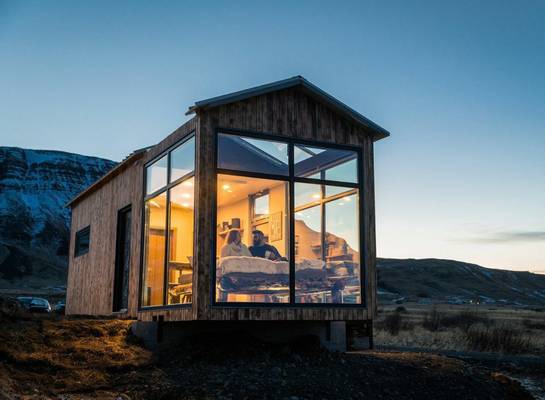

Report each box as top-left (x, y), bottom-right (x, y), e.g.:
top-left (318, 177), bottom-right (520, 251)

top-left (375, 303), bottom-right (545, 355)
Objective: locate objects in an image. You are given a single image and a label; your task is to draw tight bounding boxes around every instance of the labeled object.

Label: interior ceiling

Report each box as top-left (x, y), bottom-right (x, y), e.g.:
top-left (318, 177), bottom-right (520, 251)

top-left (217, 175), bottom-right (286, 207)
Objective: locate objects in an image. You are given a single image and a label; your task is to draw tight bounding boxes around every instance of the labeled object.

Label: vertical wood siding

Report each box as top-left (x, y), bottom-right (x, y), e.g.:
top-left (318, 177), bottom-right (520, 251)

top-left (66, 158), bottom-right (143, 317)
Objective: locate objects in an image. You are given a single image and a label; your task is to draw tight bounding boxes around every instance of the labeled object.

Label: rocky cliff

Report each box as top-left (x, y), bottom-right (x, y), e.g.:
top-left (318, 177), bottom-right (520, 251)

top-left (0, 147), bottom-right (116, 290)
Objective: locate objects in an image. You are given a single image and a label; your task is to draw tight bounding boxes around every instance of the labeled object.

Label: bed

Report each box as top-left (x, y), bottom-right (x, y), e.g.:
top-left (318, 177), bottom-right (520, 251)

top-left (216, 256), bottom-right (360, 303)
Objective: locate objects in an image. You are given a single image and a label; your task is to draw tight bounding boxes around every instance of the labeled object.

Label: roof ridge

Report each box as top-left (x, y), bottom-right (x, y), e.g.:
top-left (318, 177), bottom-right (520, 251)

top-left (185, 76), bottom-right (389, 140)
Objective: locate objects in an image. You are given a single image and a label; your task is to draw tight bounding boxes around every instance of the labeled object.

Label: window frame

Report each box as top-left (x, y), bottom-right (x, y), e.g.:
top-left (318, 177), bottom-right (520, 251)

top-left (74, 225), bottom-right (91, 257)
top-left (139, 132), bottom-right (196, 310)
top-left (213, 129), bottom-right (365, 308)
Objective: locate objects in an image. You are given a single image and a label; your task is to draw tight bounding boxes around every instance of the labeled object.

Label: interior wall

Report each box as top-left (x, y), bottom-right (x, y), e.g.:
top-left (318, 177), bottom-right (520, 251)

top-left (216, 180), bottom-right (288, 257)
top-left (170, 206), bottom-right (194, 263)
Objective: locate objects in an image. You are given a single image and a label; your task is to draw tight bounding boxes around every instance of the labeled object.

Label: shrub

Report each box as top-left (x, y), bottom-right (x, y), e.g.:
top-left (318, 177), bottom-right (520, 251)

top-left (422, 307), bottom-right (442, 332)
top-left (464, 325), bottom-right (533, 354)
top-left (395, 306), bottom-right (407, 313)
top-left (383, 312), bottom-right (403, 336)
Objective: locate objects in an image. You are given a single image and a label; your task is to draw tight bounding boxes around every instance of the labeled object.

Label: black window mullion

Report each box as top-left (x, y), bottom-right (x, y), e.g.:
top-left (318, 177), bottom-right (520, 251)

top-left (288, 142), bottom-right (295, 305)
top-left (319, 170), bottom-right (326, 263)
top-left (357, 146), bottom-right (365, 306)
top-left (163, 154), bottom-right (172, 306)
top-left (217, 168), bottom-right (290, 183)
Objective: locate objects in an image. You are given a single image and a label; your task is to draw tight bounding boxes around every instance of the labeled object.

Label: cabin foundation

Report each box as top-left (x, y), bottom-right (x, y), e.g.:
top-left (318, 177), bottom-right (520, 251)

top-left (130, 319), bottom-right (371, 352)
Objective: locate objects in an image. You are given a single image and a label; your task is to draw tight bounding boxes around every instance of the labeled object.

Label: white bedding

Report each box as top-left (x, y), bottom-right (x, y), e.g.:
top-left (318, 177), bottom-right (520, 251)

top-left (217, 256), bottom-right (325, 277)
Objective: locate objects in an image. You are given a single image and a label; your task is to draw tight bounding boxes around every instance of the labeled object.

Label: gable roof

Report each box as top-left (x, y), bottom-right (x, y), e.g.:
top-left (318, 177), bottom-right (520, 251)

top-left (186, 75), bottom-right (389, 141)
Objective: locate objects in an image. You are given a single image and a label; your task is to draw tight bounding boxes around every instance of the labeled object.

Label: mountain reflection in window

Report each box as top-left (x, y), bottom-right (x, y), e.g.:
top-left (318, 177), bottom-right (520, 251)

top-left (294, 185), bottom-right (360, 304)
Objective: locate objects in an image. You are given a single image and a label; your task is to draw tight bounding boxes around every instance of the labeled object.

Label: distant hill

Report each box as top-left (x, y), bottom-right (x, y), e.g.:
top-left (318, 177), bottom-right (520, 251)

top-left (378, 258), bottom-right (545, 306)
top-left (0, 147), bottom-right (116, 291)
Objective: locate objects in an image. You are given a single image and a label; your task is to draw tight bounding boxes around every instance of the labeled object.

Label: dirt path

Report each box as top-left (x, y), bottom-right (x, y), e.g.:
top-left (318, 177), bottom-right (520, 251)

top-left (378, 345), bottom-right (545, 400)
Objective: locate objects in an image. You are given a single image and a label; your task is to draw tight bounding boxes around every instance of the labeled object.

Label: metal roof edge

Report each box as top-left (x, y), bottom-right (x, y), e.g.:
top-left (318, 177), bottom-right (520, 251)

top-left (65, 147), bottom-right (150, 208)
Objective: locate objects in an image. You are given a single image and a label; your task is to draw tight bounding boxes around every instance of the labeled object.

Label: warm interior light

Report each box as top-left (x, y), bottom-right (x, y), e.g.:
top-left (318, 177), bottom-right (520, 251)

top-left (149, 200), bottom-right (160, 208)
top-left (182, 193), bottom-right (191, 198)
top-left (183, 180), bottom-right (193, 186)
top-left (222, 184), bottom-right (231, 191)
top-left (311, 193), bottom-right (321, 199)
top-left (182, 203), bottom-right (190, 208)
top-left (343, 197), bottom-right (351, 202)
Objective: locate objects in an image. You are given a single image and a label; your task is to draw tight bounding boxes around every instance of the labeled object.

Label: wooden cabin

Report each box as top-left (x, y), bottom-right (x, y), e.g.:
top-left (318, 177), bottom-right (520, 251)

top-left (65, 76), bottom-right (389, 350)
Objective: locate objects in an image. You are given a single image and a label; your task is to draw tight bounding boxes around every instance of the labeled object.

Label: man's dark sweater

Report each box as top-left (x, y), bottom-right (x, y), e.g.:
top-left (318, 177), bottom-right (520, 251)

top-left (249, 243), bottom-right (281, 260)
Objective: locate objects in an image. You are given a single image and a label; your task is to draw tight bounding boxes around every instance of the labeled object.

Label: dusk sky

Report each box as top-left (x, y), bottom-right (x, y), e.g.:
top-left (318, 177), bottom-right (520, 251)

top-left (1, 0), bottom-right (544, 273)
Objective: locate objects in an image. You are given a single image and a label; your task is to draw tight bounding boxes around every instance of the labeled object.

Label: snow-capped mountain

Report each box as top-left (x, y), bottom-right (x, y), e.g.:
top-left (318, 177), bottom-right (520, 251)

top-left (0, 147), bottom-right (116, 289)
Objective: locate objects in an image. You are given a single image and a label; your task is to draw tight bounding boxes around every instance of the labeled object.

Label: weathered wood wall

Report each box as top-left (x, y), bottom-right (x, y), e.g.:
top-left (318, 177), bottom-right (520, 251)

top-left (66, 156), bottom-right (144, 317)
top-left (189, 86), bottom-right (378, 322)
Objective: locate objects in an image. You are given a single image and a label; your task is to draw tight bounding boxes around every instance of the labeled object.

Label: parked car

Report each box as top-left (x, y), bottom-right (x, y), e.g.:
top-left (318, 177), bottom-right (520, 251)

top-left (16, 296), bottom-right (51, 313)
top-left (16, 296), bottom-right (34, 310)
top-left (53, 301), bottom-right (66, 314)
top-left (29, 298), bottom-right (51, 313)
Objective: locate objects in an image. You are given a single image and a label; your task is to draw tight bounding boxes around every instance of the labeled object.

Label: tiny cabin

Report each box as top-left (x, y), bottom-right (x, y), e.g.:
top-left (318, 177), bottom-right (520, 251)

top-left (66, 76), bottom-right (389, 350)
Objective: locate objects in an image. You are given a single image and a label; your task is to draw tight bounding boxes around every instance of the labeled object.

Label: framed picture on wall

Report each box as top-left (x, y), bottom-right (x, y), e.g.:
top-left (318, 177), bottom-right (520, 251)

top-left (269, 211), bottom-right (282, 242)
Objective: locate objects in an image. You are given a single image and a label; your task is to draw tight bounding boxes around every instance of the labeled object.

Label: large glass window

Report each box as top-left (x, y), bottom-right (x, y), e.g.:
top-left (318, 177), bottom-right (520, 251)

top-left (146, 155), bottom-right (168, 195)
top-left (295, 185), bottom-right (360, 304)
top-left (142, 192), bottom-right (167, 307)
top-left (216, 174), bottom-right (289, 303)
top-left (294, 144), bottom-right (358, 183)
top-left (141, 135), bottom-right (195, 308)
top-left (167, 177), bottom-right (194, 304)
top-left (218, 134), bottom-right (289, 176)
top-left (215, 132), bottom-right (362, 306)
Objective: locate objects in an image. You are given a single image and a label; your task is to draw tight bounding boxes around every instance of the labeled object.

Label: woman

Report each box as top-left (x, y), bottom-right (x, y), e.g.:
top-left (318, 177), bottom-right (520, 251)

top-left (220, 229), bottom-right (252, 257)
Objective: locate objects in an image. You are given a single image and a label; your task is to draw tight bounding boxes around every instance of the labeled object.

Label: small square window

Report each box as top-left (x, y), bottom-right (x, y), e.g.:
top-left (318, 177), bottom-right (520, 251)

top-left (75, 226), bottom-right (90, 257)
top-left (253, 193), bottom-right (270, 219)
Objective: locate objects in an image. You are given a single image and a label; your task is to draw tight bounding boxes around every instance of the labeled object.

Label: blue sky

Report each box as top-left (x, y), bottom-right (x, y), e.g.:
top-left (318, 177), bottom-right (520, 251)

top-left (1, 0), bottom-right (544, 272)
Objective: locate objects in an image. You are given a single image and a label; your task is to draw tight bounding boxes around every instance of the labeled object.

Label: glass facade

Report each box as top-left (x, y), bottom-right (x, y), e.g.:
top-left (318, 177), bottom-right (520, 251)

top-left (215, 132), bottom-right (362, 305)
top-left (294, 144), bottom-right (358, 183)
top-left (146, 154), bottom-right (168, 195)
top-left (141, 135), bottom-right (195, 307)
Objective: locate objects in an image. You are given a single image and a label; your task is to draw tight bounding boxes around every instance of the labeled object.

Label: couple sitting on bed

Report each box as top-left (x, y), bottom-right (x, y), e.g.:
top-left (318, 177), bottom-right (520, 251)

top-left (220, 229), bottom-right (286, 261)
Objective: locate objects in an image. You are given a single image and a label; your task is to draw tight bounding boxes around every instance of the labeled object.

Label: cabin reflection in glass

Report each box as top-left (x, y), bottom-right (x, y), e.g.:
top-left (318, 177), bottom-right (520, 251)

top-left (295, 184), bottom-right (360, 304)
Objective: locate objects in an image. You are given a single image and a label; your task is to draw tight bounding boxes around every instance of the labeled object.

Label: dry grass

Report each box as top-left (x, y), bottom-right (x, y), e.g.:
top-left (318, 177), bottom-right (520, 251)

top-left (375, 304), bottom-right (545, 355)
top-left (0, 313), bottom-right (155, 397)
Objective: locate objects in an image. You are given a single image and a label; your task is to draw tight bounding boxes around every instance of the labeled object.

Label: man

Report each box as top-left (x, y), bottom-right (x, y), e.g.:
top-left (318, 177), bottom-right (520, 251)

top-left (249, 230), bottom-right (285, 261)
